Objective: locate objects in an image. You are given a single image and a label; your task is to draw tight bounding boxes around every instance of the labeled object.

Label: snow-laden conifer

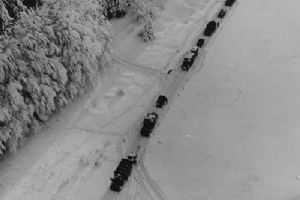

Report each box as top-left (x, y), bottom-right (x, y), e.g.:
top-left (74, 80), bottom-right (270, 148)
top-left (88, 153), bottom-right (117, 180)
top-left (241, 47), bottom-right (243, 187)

top-left (0, 0), bottom-right (112, 154)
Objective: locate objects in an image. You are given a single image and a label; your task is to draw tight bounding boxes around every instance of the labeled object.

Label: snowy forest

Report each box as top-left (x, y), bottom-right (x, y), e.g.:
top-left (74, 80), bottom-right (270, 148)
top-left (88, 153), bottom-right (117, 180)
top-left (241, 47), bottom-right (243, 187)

top-left (0, 0), bottom-right (155, 155)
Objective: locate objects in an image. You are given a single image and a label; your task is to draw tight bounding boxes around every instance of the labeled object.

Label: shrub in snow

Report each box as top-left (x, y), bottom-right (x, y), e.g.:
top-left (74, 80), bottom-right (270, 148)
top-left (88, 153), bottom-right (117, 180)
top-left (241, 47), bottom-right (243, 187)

top-left (0, 0), bottom-right (112, 154)
top-left (99, 0), bottom-right (156, 42)
top-left (131, 0), bottom-right (156, 42)
top-left (101, 0), bottom-right (132, 20)
top-left (141, 19), bottom-right (155, 42)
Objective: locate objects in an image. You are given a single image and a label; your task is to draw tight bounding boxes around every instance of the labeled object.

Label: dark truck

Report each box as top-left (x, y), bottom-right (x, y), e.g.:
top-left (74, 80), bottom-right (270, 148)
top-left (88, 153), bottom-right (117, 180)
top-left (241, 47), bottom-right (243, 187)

top-left (197, 38), bottom-right (205, 48)
top-left (110, 155), bottom-right (137, 192)
top-left (156, 95), bottom-right (168, 108)
top-left (217, 9), bottom-right (226, 18)
top-left (204, 20), bottom-right (218, 36)
top-left (225, 0), bottom-right (236, 7)
top-left (181, 46), bottom-right (199, 71)
top-left (140, 112), bottom-right (158, 137)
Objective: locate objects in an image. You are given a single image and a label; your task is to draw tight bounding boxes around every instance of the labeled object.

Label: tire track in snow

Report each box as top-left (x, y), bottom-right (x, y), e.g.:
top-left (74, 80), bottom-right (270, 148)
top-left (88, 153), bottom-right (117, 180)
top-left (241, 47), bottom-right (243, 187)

top-left (48, 127), bottom-right (123, 137)
top-left (135, 160), bottom-right (170, 200)
top-left (113, 56), bottom-right (167, 85)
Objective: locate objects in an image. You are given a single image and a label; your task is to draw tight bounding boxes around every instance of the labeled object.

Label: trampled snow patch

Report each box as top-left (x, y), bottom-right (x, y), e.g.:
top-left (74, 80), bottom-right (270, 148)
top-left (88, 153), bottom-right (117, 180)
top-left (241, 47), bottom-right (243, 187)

top-left (72, 67), bottom-right (160, 133)
top-left (86, 71), bottom-right (151, 114)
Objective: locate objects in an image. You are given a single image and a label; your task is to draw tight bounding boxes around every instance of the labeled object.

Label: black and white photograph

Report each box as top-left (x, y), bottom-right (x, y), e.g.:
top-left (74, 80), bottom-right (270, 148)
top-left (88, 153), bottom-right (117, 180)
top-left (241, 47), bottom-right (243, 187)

top-left (0, 0), bottom-right (300, 199)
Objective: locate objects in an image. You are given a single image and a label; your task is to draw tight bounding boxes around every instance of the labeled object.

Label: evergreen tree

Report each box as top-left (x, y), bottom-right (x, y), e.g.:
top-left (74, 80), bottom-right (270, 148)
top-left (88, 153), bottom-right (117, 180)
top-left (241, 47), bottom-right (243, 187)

top-left (131, 0), bottom-right (156, 42)
top-left (142, 18), bottom-right (154, 42)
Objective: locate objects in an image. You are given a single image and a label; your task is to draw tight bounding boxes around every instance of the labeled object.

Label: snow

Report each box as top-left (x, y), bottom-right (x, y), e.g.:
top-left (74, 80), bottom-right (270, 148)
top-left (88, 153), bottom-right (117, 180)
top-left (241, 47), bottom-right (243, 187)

top-left (135, 0), bottom-right (222, 70)
top-left (0, 63), bottom-right (161, 200)
top-left (145, 0), bottom-right (300, 200)
top-left (75, 66), bottom-right (160, 133)
top-left (1, 0), bottom-right (300, 199)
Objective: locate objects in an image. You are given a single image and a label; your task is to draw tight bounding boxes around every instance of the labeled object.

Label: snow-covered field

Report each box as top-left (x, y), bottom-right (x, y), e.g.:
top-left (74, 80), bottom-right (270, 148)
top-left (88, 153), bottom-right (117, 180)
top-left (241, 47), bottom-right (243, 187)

top-left (1, 0), bottom-right (300, 199)
top-left (145, 0), bottom-right (300, 200)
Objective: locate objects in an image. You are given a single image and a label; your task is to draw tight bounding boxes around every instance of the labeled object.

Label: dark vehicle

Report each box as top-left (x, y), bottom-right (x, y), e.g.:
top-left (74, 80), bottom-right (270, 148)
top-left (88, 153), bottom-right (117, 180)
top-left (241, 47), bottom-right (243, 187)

top-left (204, 20), bottom-right (218, 36)
top-left (181, 55), bottom-right (194, 71)
top-left (225, 0), bottom-right (236, 7)
top-left (197, 38), bottom-right (205, 48)
top-left (181, 46), bottom-right (199, 71)
top-left (113, 168), bottom-right (130, 180)
top-left (181, 58), bottom-right (191, 71)
top-left (110, 154), bottom-right (137, 192)
top-left (217, 9), bottom-right (226, 18)
top-left (127, 152), bottom-right (137, 164)
top-left (156, 95), bottom-right (168, 108)
top-left (190, 46), bottom-right (199, 58)
top-left (140, 112), bottom-right (158, 137)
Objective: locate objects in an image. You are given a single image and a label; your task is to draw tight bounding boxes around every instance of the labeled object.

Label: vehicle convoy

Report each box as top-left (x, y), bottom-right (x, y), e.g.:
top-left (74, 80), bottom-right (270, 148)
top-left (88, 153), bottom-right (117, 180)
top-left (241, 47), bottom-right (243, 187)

top-left (110, 154), bottom-right (137, 192)
top-left (107, 0), bottom-right (234, 196)
top-left (111, 2), bottom-right (231, 193)
top-left (140, 112), bottom-right (158, 137)
top-left (225, 0), bottom-right (236, 7)
top-left (156, 95), bottom-right (168, 108)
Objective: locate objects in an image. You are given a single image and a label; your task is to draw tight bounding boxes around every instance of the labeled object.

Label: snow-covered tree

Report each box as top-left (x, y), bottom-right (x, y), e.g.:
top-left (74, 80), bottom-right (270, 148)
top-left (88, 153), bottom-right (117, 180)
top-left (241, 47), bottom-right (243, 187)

top-left (0, 0), bottom-right (41, 34)
top-left (0, 0), bottom-right (23, 34)
top-left (0, 1), bottom-right (10, 34)
top-left (130, 0), bottom-right (156, 42)
top-left (48, 0), bottom-right (112, 98)
top-left (22, 0), bottom-right (42, 9)
top-left (142, 18), bottom-right (155, 42)
top-left (0, 0), bottom-right (112, 154)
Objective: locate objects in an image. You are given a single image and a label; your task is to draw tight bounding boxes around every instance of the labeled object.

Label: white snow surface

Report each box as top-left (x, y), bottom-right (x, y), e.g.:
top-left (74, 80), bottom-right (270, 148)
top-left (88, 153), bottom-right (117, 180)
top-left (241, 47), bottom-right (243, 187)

top-left (145, 0), bottom-right (300, 200)
top-left (1, 0), bottom-right (300, 199)
top-left (0, 0), bottom-right (220, 199)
